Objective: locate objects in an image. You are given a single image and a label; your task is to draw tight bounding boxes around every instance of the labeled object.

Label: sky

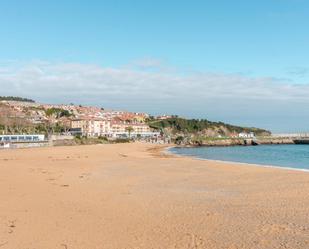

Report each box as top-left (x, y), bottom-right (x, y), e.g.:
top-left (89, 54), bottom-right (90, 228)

top-left (0, 0), bottom-right (309, 132)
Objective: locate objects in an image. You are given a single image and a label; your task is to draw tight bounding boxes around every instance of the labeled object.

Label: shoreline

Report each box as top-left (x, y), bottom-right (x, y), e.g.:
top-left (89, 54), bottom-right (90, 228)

top-left (165, 146), bottom-right (309, 173)
top-left (173, 136), bottom-right (295, 147)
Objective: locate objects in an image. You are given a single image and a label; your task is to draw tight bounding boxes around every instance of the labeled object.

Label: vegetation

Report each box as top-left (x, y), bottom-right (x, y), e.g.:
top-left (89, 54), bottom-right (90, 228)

top-left (175, 136), bottom-right (185, 145)
top-left (112, 138), bottom-right (130, 143)
top-left (125, 126), bottom-right (134, 138)
top-left (71, 136), bottom-right (129, 145)
top-left (0, 96), bottom-right (35, 102)
top-left (26, 106), bottom-right (45, 111)
top-left (98, 135), bottom-right (108, 141)
top-left (72, 136), bottom-right (110, 145)
top-left (0, 118), bottom-right (70, 136)
top-left (147, 117), bottom-right (271, 136)
top-left (45, 108), bottom-right (73, 118)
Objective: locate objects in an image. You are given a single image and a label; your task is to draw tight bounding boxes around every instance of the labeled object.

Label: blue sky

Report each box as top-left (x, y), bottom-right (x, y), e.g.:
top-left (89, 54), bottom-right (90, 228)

top-left (0, 0), bottom-right (309, 132)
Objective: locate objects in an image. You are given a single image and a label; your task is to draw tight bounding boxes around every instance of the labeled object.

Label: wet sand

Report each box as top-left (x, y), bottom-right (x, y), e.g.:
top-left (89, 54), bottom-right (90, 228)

top-left (0, 142), bottom-right (309, 249)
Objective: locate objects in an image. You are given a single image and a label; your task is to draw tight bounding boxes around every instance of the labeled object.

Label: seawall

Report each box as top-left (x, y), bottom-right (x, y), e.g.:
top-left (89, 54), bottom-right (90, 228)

top-left (185, 137), bottom-right (295, 147)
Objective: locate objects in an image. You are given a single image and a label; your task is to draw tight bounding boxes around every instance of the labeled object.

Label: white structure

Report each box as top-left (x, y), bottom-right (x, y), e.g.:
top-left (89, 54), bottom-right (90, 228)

top-left (110, 121), bottom-right (159, 138)
top-left (0, 134), bottom-right (45, 142)
top-left (272, 133), bottom-right (309, 138)
top-left (71, 118), bottom-right (159, 138)
top-left (238, 132), bottom-right (255, 138)
top-left (111, 131), bottom-right (160, 138)
top-left (71, 119), bottom-right (111, 137)
top-left (91, 119), bottom-right (111, 136)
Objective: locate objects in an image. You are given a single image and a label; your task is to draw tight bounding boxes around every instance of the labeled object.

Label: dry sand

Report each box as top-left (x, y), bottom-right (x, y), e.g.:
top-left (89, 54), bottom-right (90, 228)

top-left (0, 142), bottom-right (309, 249)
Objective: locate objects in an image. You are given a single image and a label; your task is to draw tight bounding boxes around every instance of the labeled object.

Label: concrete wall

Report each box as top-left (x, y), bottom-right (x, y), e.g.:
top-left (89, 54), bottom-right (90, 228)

top-left (50, 135), bottom-right (74, 141)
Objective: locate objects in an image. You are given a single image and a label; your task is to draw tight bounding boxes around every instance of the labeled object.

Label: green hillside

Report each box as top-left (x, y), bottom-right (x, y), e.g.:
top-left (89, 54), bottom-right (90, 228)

top-left (148, 117), bottom-right (271, 136)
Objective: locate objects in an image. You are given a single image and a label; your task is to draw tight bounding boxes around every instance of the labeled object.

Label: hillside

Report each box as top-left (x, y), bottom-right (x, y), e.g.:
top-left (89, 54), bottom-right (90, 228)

top-left (0, 102), bottom-right (72, 135)
top-left (0, 98), bottom-right (271, 143)
top-left (147, 117), bottom-right (271, 138)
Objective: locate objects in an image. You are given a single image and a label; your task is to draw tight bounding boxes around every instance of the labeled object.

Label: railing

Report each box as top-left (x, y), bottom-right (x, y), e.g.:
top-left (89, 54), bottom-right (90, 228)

top-left (0, 134), bottom-right (45, 142)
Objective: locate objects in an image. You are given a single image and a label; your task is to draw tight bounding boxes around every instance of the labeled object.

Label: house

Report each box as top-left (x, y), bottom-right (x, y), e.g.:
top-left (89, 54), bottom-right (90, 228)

top-left (156, 115), bottom-right (172, 120)
top-left (238, 132), bottom-right (255, 138)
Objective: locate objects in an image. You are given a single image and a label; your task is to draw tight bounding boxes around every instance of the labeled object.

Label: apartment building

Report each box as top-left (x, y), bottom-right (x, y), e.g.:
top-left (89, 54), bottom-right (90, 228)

top-left (71, 118), bottom-right (111, 137)
top-left (88, 119), bottom-right (111, 136)
top-left (110, 120), bottom-right (157, 138)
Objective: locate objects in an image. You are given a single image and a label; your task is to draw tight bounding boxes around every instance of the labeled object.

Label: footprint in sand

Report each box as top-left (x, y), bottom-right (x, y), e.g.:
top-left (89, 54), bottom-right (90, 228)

top-left (7, 220), bottom-right (16, 234)
top-left (46, 178), bottom-right (56, 182)
top-left (0, 241), bottom-right (8, 247)
top-left (174, 233), bottom-right (205, 249)
top-left (79, 173), bottom-right (91, 179)
top-left (61, 244), bottom-right (68, 249)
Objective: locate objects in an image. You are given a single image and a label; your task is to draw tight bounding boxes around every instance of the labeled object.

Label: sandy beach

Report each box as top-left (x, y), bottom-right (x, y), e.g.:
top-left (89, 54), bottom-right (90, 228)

top-left (0, 143), bottom-right (309, 249)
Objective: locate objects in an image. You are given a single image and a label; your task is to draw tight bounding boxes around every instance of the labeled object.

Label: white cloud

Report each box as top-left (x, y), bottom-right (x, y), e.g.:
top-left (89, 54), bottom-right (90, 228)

top-left (1, 60), bottom-right (309, 132)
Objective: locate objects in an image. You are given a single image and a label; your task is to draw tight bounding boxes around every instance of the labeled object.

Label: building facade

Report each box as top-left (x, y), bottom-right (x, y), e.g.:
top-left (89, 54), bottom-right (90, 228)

top-left (71, 118), bottom-right (158, 138)
top-left (110, 121), bottom-right (158, 138)
top-left (71, 118), bottom-right (111, 137)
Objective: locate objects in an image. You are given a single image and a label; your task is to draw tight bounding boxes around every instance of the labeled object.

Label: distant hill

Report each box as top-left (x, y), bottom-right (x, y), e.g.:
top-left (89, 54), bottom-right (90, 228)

top-left (0, 96), bottom-right (35, 103)
top-left (148, 117), bottom-right (271, 137)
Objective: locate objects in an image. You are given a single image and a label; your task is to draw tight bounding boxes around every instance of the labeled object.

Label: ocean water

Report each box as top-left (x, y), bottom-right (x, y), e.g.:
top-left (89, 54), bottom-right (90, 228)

top-left (169, 144), bottom-right (309, 171)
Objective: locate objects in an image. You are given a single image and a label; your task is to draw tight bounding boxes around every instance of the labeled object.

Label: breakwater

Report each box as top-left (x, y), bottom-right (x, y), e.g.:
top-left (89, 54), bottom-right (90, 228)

top-left (186, 137), bottom-right (295, 147)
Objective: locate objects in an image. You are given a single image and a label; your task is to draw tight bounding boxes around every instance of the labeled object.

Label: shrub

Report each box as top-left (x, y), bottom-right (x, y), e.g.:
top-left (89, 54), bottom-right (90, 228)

top-left (113, 138), bottom-right (130, 143)
top-left (98, 136), bottom-right (108, 141)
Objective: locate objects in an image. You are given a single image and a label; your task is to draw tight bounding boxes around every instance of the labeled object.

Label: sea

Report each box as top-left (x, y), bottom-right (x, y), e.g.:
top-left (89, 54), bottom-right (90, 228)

top-left (169, 144), bottom-right (309, 171)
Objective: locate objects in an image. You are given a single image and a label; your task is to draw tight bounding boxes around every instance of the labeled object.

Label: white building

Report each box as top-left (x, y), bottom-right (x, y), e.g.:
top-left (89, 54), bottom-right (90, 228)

top-left (110, 121), bottom-right (159, 138)
top-left (238, 132), bottom-right (255, 138)
top-left (71, 118), bottom-right (111, 137)
top-left (71, 118), bottom-right (159, 138)
top-left (88, 119), bottom-right (111, 136)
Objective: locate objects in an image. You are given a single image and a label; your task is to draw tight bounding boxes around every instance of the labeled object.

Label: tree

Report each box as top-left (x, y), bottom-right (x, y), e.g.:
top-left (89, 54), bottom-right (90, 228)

top-left (0, 96), bottom-right (35, 102)
top-left (125, 126), bottom-right (134, 139)
top-left (175, 136), bottom-right (184, 145)
top-left (45, 108), bottom-right (73, 118)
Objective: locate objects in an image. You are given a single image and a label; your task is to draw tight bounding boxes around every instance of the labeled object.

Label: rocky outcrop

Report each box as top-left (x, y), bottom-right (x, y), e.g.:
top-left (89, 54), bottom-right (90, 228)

top-left (189, 139), bottom-right (246, 146)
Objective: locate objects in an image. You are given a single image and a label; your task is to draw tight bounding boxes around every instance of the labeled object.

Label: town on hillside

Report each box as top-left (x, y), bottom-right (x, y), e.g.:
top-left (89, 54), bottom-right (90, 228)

top-left (0, 97), bottom-right (270, 147)
top-left (0, 99), bottom-right (160, 140)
